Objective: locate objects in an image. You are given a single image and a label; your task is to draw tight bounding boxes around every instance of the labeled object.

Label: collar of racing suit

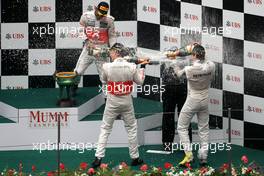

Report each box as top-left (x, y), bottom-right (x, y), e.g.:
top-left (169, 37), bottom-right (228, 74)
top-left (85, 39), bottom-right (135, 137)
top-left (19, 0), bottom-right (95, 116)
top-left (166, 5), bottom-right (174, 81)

top-left (192, 59), bottom-right (205, 66)
top-left (113, 57), bottom-right (126, 62)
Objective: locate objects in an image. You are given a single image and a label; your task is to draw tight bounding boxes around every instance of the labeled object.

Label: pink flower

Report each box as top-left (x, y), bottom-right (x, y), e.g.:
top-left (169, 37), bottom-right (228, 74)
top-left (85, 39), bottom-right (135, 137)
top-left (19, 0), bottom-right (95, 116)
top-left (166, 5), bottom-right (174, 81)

top-left (164, 162), bottom-right (172, 169)
top-left (158, 167), bottom-right (163, 172)
top-left (246, 167), bottom-right (252, 174)
top-left (47, 171), bottom-right (55, 176)
top-left (200, 167), bottom-right (208, 174)
top-left (80, 162), bottom-right (88, 170)
top-left (223, 163), bottom-right (229, 169)
top-left (140, 164), bottom-right (148, 172)
top-left (241, 155), bottom-right (248, 164)
top-left (220, 163), bottom-right (229, 173)
top-left (31, 165), bottom-right (36, 172)
top-left (59, 163), bottom-right (65, 170)
top-left (87, 168), bottom-right (95, 175)
top-left (185, 162), bottom-right (192, 170)
top-left (121, 162), bottom-right (128, 168)
top-left (100, 163), bottom-right (108, 169)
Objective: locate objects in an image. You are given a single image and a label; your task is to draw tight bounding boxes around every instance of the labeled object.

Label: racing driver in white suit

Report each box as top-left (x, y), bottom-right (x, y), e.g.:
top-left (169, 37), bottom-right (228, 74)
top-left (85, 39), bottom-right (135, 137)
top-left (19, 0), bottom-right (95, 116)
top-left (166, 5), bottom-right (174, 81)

top-left (168, 44), bottom-right (215, 166)
top-left (74, 2), bottom-right (116, 85)
top-left (91, 43), bottom-right (149, 168)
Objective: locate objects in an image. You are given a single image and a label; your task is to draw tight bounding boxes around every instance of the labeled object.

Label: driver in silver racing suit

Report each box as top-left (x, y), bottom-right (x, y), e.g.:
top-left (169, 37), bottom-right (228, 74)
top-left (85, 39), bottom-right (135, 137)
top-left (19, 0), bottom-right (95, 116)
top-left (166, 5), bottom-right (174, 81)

top-left (74, 2), bottom-right (116, 86)
top-left (167, 44), bottom-right (215, 166)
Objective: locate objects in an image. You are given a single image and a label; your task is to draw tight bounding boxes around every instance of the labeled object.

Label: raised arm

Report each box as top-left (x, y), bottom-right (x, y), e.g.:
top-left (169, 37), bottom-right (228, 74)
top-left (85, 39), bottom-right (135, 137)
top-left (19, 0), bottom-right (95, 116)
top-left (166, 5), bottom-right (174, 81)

top-left (108, 17), bottom-right (116, 47)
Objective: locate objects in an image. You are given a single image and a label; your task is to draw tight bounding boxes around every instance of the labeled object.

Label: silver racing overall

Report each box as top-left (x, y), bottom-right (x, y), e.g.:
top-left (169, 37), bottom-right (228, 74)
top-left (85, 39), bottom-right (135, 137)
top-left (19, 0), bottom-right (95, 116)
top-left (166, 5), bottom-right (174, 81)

top-left (175, 59), bottom-right (215, 162)
top-left (74, 11), bottom-right (116, 84)
top-left (95, 57), bottom-right (145, 159)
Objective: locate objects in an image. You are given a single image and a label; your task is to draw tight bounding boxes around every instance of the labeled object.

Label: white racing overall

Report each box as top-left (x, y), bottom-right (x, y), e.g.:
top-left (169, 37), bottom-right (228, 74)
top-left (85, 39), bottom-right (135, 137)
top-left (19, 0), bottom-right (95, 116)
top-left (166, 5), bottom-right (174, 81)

top-left (175, 60), bottom-right (215, 160)
top-left (95, 58), bottom-right (145, 159)
top-left (74, 11), bottom-right (116, 84)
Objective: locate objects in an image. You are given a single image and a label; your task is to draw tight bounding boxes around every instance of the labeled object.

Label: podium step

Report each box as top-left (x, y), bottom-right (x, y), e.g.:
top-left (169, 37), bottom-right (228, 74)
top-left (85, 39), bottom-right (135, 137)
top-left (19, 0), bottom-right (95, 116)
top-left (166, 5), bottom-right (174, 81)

top-left (81, 97), bottom-right (162, 121)
top-left (144, 122), bottom-right (224, 145)
top-left (0, 87), bottom-right (100, 109)
top-left (0, 116), bottom-right (15, 123)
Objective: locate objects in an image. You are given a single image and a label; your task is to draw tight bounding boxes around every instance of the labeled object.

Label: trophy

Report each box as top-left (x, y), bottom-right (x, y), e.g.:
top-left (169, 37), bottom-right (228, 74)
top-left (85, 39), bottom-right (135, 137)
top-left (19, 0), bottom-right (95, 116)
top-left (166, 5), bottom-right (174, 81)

top-left (55, 71), bottom-right (80, 107)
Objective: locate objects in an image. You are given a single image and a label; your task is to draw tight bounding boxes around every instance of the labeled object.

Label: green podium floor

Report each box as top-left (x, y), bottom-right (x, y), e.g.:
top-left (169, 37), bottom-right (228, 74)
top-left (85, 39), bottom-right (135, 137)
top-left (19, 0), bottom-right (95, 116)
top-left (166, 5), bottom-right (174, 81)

top-left (0, 87), bottom-right (100, 109)
top-left (81, 97), bottom-right (162, 121)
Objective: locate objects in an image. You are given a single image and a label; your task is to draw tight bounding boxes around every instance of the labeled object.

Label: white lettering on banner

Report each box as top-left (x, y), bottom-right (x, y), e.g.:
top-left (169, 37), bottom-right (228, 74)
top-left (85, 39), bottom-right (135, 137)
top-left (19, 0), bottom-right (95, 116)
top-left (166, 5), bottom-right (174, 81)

top-left (29, 111), bottom-right (69, 128)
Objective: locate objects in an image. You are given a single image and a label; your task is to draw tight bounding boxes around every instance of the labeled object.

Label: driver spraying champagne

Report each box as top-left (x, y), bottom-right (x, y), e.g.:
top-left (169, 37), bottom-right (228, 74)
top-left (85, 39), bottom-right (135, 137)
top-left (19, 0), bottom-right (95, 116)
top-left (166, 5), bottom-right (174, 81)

top-left (92, 43), bottom-right (149, 168)
top-left (166, 43), bottom-right (215, 166)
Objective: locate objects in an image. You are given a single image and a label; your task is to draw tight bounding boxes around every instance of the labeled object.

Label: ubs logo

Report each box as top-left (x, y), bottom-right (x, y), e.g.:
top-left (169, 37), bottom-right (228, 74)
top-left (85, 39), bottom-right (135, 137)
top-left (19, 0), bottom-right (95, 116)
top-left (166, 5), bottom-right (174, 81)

top-left (247, 0), bottom-right (262, 5)
top-left (205, 44), bottom-right (220, 51)
top-left (247, 105), bottom-right (262, 113)
top-left (33, 59), bottom-right (52, 65)
top-left (5, 33), bottom-right (24, 39)
top-left (116, 31), bottom-right (134, 38)
top-left (226, 21), bottom-right (241, 29)
top-left (247, 52), bottom-right (262, 60)
top-left (210, 98), bottom-right (220, 105)
top-left (142, 5), bottom-right (157, 13)
top-left (226, 129), bottom-right (241, 136)
top-left (226, 74), bottom-right (241, 83)
top-left (184, 13), bottom-right (199, 21)
top-left (33, 5), bottom-right (52, 12)
top-left (60, 32), bottom-right (79, 39)
top-left (163, 36), bottom-right (178, 43)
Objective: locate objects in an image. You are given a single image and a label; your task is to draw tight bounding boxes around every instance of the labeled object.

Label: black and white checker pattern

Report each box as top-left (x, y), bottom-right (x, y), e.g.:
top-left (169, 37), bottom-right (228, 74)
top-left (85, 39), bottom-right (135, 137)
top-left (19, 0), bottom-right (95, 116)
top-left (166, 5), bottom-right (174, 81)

top-left (1, 0), bottom-right (264, 150)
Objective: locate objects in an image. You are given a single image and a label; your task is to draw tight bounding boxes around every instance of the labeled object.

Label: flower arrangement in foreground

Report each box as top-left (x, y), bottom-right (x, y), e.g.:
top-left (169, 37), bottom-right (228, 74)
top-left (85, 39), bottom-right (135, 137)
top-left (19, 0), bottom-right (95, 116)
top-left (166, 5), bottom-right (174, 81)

top-left (1, 155), bottom-right (263, 176)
